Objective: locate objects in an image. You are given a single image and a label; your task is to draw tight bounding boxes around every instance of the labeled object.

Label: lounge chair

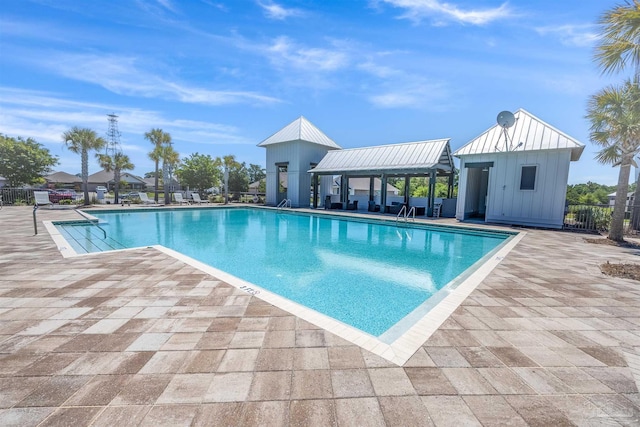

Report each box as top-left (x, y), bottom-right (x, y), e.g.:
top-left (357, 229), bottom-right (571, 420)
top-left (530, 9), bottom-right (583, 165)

top-left (191, 193), bottom-right (210, 204)
top-left (368, 200), bottom-right (380, 212)
top-left (174, 193), bottom-right (189, 205)
top-left (138, 193), bottom-right (157, 205)
top-left (33, 191), bottom-right (53, 208)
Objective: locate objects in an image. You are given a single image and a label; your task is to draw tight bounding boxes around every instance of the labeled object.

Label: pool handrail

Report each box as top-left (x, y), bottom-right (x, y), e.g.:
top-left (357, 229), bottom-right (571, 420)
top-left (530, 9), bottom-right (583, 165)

top-left (74, 208), bottom-right (107, 239)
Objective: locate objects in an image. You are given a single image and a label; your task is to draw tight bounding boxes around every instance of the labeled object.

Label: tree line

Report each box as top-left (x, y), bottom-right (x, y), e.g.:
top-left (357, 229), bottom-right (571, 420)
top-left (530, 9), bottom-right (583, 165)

top-left (0, 128), bottom-right (266, 206)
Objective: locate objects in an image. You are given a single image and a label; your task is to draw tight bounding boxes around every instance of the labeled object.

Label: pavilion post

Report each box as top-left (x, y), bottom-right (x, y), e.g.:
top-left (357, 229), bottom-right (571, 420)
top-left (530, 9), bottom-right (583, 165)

top-left (404, 176), bottom-right (410, 207)
top-left (380, 174), bottom-right (387, 212)
top-left (312, 173), bottom-right (319, 209)
top-left (427, 170), bottom-right (436, 217)
top-left (369, 177), bottom-right (375, 202)
top-left (448, 173), bottom-right (454, 198)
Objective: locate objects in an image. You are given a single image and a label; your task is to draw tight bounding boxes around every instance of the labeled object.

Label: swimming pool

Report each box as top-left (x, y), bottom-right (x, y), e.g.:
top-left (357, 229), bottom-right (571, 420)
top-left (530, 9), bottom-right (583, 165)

top-left (54, 208), bottom-right (513, 339)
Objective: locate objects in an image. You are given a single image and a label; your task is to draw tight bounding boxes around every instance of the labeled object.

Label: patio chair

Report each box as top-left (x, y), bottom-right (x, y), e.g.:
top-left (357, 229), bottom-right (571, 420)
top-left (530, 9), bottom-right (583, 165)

top-left (174, 193), bottom-right (189, 205)
top-left (191, 193), bottom-right (210, 204)
top-left (34, 191), bottom-right (53, 208)
top-left (138, 193), bottom-right (157, 205)
top-left (368, 200), bottom-right (380, 212)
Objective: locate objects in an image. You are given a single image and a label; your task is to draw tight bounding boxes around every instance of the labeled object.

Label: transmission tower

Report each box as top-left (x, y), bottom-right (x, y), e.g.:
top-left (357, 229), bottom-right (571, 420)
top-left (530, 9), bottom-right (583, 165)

top-left (105, 113), bottom-right (122, 157)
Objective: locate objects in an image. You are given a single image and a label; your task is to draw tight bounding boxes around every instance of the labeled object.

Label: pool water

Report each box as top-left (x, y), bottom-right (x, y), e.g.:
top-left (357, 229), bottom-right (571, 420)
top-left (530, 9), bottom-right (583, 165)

top-left (55, 208), bottom-right (510, 336)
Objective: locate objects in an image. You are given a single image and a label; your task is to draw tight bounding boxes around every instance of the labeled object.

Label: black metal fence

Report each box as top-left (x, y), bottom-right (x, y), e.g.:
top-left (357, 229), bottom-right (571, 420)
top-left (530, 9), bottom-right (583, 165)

top-left (563, 203), bottom-right (635, 235)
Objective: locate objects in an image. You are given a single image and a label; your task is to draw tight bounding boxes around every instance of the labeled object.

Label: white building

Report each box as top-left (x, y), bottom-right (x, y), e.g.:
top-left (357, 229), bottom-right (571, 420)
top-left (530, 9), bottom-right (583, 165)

top-left (454, 109), bottom-right (584, 229)
top-left (258, 117), bottom-right (341, 207)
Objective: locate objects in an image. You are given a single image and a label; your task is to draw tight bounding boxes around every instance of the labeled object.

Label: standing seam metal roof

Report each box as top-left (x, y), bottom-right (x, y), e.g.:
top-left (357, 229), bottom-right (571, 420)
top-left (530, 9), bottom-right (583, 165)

top-left (453, 108), bottom-right (585, 161)
top-left (257, 116), bottom-right (341, 149)
top-left (309, 139), bottom-right (454, 174)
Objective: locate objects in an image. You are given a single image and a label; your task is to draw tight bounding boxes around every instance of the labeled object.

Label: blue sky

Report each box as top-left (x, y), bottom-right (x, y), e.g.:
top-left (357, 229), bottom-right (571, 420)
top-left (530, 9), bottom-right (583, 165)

top-left (0, 0), bottom-right (627, 185)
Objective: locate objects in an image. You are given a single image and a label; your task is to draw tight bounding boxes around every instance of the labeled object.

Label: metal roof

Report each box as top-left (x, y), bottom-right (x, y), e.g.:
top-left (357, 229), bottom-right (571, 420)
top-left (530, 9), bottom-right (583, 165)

top-left (453, 108), bottom-right (585, 161)
top-left (309, 139), bottom-right (454, 175)
top-left (257, 116), bottom-right (341, 149)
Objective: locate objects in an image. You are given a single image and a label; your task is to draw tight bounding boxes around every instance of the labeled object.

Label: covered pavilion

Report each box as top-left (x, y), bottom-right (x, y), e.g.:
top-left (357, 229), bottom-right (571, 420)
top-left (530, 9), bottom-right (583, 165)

top-left (308, 139), bottom-right (456, 216)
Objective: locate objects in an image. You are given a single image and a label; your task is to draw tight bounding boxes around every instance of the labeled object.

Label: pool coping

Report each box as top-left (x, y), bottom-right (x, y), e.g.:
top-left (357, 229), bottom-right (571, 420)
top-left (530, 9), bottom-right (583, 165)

top-left (42, 206), bottom-right (524, 365)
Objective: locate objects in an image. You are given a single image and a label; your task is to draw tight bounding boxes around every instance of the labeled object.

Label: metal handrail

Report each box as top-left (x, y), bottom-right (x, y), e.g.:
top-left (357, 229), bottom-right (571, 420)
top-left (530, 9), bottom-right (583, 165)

top-left (74, 208), bottom-right (107, 239)
top-left (396, 205), bottom-right (416, 223)
top-left (406, 206), bottom-right (416, 222)
top-left (277, 199), bottom-right (292, 210)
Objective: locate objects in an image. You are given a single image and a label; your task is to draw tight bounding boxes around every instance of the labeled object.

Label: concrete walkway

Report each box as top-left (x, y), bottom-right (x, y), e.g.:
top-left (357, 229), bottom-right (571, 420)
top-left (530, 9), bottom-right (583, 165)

top-left (0, 206), bottom-right (638, 426)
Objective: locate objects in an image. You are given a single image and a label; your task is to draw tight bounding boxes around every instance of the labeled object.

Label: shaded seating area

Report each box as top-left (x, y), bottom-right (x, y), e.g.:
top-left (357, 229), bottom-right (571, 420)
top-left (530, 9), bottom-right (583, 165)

top-left (325, 196), bottom-right (358, 210)
top-left (309, 139), bottom-right (456, 217)
top-left (385, 202), bottom-right (405, 214)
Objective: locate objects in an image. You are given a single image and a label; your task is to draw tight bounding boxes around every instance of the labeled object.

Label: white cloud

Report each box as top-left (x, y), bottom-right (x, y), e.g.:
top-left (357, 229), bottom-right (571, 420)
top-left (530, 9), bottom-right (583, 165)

top-left (535, 24), bottom-right (599, 47)
top-left (0, 87), bottom-right (251, 146)
top-left (379, 0), bottom-right (512, 25)
top-left (41, 53), bottom-right (282, 106)
top-left (156, 0), bottom-right (176, 13)
top-left (266, 36), bottom-right (349, 71)
top-left (257, 1), bottom-right (305, 20)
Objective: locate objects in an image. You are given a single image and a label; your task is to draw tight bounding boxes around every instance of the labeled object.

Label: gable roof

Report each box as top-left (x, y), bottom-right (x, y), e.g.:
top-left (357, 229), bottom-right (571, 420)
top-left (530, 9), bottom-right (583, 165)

top-left (453, 108), bottom-right (585, 161)
top-left (45, 171), bottom-right (82, 183)
top-left (257, 116), bottom-right (341, 149)
top-left (309, 139), bottom-right (454, 175)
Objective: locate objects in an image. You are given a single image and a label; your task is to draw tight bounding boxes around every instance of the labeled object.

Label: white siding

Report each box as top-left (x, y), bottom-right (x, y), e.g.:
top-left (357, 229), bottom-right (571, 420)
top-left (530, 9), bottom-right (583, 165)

top-left (457, 150), bottom-right (572, 228)
top-left (264, 140), bottom-right (333, 207)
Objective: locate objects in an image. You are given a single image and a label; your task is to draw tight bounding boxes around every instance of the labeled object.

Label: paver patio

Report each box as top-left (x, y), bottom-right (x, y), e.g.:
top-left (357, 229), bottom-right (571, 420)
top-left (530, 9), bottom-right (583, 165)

top-left (0, 206), bottom-right (638, 426)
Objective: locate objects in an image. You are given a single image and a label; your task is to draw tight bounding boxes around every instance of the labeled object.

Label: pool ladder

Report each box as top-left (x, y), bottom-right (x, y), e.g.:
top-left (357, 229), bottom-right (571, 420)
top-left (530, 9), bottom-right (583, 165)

top-left (277, 199), bottom-right (292, 210)
top-left (396, 206), bottom-right (416, 223)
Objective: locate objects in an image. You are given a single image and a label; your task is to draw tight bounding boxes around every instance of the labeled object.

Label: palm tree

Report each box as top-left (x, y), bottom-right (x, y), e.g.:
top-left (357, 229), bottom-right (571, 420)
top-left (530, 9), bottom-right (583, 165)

top-left (162, 145), bottom-right (180, 204)
top-left (62, 127), bottom-right (106, 205)
top-left (145, 129), bottom-right (172, 202)
top-left (594, 0), bottom-right (640, 80)
top-left (594, 1), bottom-right (640, 229)
top-left (586, 80), bottom-right (640, 241)
top-left (97, 152), bottom-right (134, 204)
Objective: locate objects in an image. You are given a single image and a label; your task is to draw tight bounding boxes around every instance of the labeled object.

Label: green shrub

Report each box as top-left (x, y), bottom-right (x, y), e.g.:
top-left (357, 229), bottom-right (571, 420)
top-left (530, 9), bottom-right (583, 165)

top-left (573, 206), bottom-right (611, 230)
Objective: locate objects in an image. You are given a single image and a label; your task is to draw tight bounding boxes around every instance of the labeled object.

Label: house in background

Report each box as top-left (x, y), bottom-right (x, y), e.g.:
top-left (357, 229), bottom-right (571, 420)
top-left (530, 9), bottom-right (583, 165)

top-left (88, 170), bottom-right (147, 191)
top-left (454, 109), bottom-right (584, 229)
top-left (608, 191), bottom-right (634, 208)
top-left (44, 171), bottom-right (82, 190)
top-left (332, 176), bottom-right (399, 198)
top-left (258, 116), bottom-right (341, 207)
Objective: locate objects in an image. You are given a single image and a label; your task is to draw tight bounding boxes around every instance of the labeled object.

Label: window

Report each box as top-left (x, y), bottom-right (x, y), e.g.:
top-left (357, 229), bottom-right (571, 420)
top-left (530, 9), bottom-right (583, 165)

top-left (520, 165), bottom-right (537, 190)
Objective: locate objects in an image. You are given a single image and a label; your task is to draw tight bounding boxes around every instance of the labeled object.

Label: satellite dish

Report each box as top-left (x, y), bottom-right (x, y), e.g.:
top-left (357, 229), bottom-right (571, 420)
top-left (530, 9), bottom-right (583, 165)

top-left (497, 111), bottom-right (515, 128)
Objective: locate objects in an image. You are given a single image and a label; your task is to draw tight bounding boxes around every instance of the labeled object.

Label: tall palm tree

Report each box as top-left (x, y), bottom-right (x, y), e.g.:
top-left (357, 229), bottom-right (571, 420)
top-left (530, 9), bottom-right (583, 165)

top-left (162, 145), bottom-right (180, 204)
top-left (587, 80), bottom-right (640, 241)
top-left (594, 0), bottom-right (640, 79)
top-left (97, 152), bottom-right (134, 204)
top-left (145, 129), bottom-right (171, 202)
top-left (594, 1), bottom-right (640, 228)
top-left (62, 127), bottom-right (106, 205)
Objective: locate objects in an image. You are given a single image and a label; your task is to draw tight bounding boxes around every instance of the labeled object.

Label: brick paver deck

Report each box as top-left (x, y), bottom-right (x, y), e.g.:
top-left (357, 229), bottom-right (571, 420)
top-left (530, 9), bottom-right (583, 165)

top-left (0, 206), bottom-right (638, 426)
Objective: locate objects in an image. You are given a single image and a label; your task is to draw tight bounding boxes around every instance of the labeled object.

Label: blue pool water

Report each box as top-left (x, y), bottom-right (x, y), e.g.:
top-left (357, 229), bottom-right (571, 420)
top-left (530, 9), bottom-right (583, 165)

top-left (55, 208), bottom-right (510, 336)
